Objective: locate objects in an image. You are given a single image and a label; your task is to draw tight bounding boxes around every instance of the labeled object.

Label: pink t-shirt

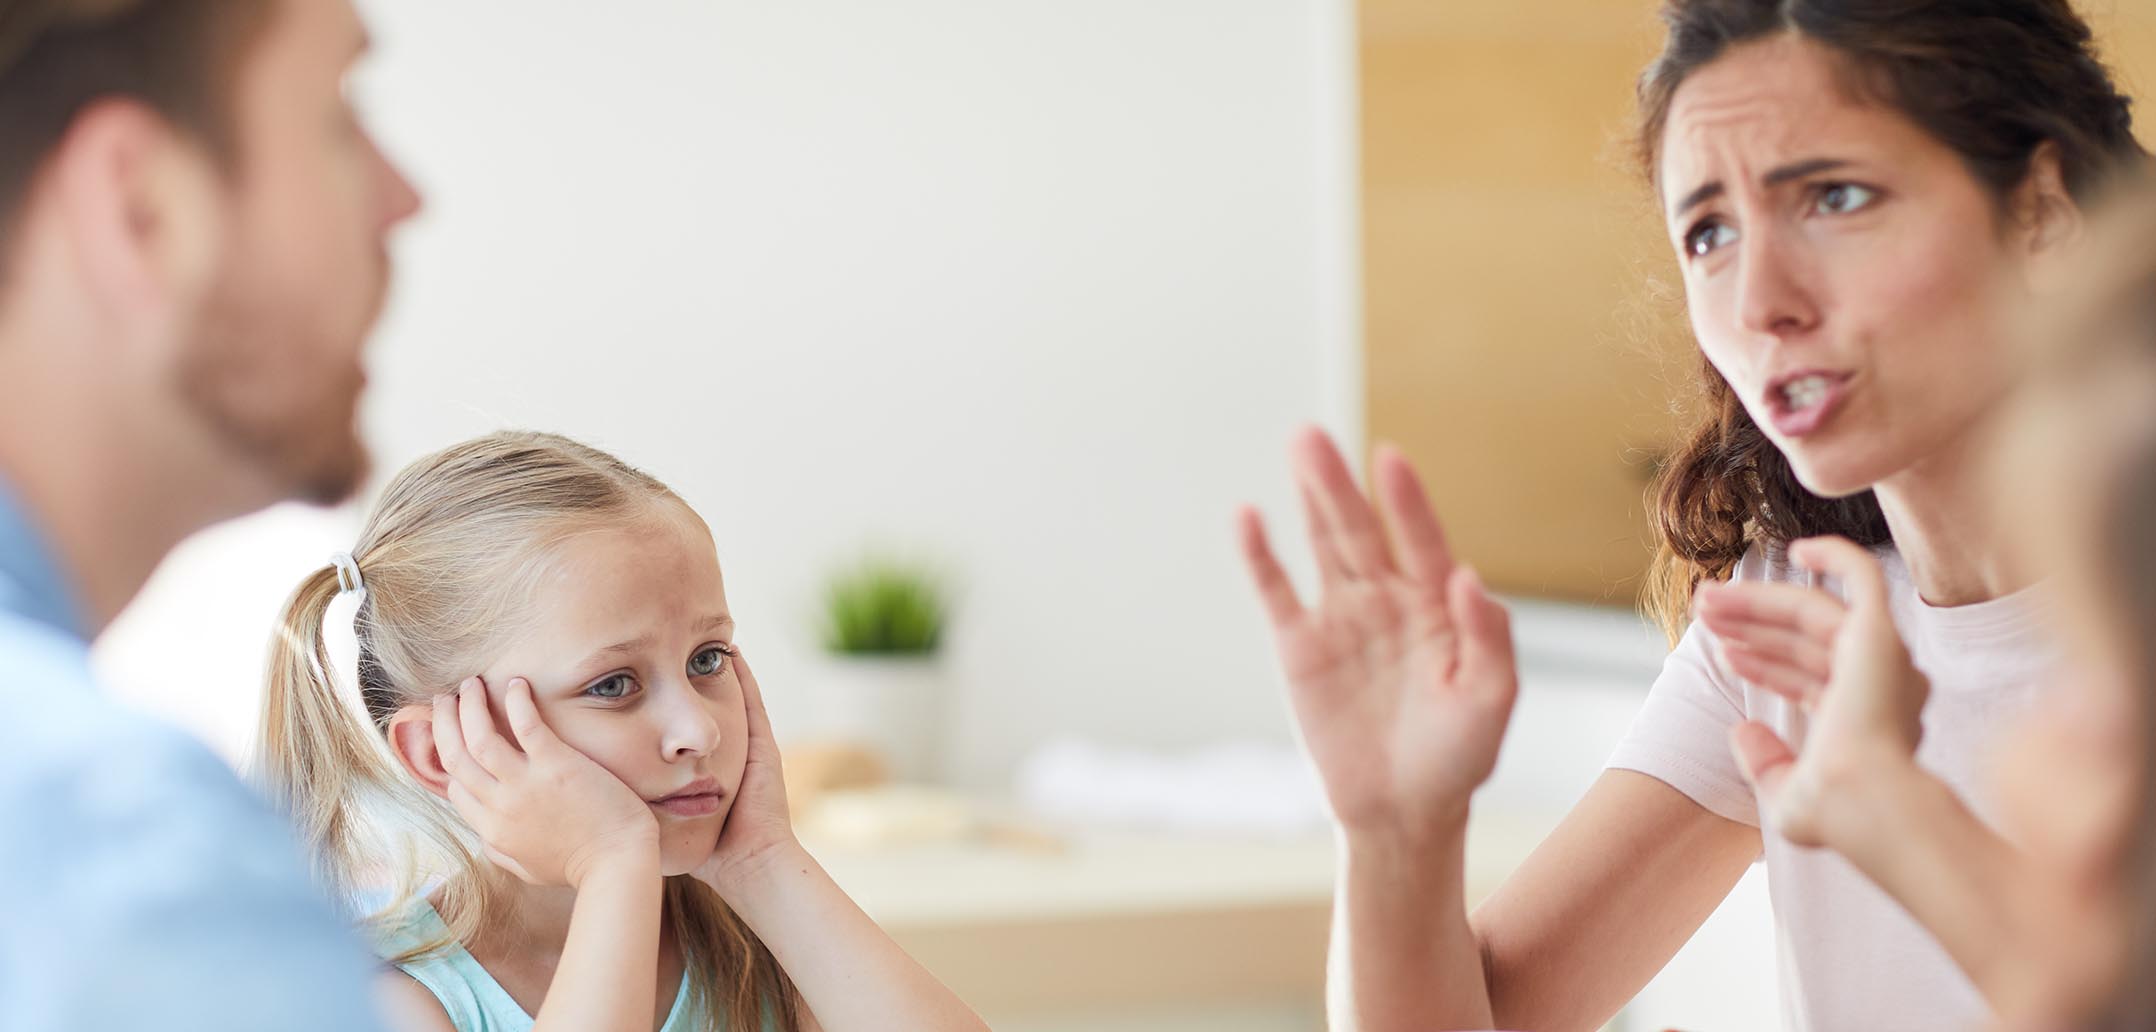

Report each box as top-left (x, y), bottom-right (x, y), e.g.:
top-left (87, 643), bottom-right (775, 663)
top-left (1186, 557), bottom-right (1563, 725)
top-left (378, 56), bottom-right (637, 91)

top-left (1606, 542), bottom-right (2054, 1032)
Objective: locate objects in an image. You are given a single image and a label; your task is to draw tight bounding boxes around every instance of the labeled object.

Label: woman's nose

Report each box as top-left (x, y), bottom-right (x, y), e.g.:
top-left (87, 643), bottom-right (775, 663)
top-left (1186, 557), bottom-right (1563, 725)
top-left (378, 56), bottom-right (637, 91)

top-left (1735, 224), bottom-right (1822, 341)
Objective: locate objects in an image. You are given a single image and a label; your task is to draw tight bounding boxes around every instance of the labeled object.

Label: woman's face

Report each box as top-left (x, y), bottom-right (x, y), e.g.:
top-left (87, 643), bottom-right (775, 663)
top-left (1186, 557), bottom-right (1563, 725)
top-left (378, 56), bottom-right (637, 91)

top-left (474, 502), bottom-right (751, 876)
top-left (1660, 34), bottom-right (2025, 498)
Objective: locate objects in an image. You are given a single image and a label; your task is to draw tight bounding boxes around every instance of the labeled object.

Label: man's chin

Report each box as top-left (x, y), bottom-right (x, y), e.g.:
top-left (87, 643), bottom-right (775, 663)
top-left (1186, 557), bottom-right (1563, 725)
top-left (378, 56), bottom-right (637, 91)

top-left (292, 439), bottom-right (370, 507)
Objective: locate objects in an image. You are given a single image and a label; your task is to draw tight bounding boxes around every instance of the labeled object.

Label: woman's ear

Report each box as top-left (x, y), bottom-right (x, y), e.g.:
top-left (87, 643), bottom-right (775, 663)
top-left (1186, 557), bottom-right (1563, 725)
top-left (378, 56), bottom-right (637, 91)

top-left (386, 703), bottom-right (452, 801)
top-left (2017, 141), bottom-right (2086, 294)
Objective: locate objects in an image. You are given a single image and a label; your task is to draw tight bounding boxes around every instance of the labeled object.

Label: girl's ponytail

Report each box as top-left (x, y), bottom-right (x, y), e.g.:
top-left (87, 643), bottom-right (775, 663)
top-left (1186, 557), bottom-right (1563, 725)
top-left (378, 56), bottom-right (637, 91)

top-left (255, 563), bottom-right (406, 900)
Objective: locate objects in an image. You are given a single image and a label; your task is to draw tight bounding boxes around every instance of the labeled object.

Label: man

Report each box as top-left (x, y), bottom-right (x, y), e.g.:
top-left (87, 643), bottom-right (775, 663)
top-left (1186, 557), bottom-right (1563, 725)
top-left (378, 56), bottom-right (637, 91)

top-left (0, 0), bottom-right (420, 1026)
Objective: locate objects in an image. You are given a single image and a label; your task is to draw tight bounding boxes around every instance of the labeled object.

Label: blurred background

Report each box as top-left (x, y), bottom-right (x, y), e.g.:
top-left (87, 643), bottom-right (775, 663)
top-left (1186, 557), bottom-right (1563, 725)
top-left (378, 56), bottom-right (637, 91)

top-left (91, 1), bottom-right (2156, 1030)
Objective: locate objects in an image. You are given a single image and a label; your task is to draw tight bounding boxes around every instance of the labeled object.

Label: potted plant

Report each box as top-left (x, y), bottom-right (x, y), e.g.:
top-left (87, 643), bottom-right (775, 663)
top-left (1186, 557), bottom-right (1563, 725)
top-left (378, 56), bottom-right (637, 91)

top-left (803, 555), bottom-right (952, 783)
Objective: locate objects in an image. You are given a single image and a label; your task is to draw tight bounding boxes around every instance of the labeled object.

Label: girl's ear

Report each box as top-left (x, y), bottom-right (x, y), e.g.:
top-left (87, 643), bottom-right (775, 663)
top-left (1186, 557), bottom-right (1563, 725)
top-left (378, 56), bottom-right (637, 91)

top-left (386, 704), bottom-right (452, 801)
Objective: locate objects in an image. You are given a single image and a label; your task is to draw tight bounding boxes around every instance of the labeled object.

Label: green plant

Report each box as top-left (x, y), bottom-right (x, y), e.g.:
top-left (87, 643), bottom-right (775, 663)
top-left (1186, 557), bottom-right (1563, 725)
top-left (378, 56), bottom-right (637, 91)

top-left (819, 557), bottom-right (947, 655)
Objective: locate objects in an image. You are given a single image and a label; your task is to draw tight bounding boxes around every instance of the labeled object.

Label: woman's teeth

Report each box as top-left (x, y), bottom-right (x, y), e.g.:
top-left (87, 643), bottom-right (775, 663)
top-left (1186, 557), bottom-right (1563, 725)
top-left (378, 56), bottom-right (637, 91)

top-left (1781, 375), bottom-right (1832, 411)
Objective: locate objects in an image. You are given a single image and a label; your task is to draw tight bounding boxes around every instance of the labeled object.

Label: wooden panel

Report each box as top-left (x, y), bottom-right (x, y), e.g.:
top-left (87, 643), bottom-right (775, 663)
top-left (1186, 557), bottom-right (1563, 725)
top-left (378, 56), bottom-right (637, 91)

top-left (1361, 6), bottom-right (1678, 603)
top-left (1361, 0), bottom-right (2156, 604)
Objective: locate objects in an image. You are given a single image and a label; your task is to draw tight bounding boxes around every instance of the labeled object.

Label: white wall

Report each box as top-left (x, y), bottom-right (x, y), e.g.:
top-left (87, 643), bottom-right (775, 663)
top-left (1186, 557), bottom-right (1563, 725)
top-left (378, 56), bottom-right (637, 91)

top-left (99, 0), bottom-right (1362, 788)
top-left (87, 7), bottom-right (1781, 1026)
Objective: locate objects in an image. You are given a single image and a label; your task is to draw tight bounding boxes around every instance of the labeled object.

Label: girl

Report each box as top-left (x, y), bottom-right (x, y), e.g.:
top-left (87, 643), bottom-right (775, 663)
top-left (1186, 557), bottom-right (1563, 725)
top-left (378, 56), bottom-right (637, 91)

top-left (1236, 1), bottom-right (2147, 1030)
top-left (256, 431), bottom-right (990, 1032)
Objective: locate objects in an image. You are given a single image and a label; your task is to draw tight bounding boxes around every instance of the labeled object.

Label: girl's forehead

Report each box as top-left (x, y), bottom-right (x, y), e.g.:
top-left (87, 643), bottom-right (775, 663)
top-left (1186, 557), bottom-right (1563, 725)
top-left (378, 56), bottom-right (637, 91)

top-left (508, 514), bottom-right (730, 656)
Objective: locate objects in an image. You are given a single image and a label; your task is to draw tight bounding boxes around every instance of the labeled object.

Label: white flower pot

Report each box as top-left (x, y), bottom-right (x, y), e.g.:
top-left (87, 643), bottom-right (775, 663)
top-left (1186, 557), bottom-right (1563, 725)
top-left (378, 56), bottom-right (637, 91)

top-left (797, 654), bottom-right (948, 784)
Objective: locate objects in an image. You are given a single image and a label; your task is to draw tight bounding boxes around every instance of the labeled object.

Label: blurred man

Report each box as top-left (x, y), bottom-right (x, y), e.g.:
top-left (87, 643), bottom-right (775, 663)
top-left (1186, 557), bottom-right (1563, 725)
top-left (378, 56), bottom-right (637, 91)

top-left (0, 1), bottom-right (419, 1027)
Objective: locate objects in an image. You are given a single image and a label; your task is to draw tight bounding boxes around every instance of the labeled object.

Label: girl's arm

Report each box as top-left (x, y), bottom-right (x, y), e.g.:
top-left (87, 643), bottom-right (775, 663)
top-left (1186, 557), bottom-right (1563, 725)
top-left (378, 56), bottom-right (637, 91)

top-left (693, 655), bottom-right (988, 1032)
top-left (433, 677), bottom-right (668, 1032)
top-left (713, 840), bottom-right (979, 1032)
top-left (528, 851), bottom-right (664, 1032)
top-left (1698, 536), bottom-right (2037, 1008)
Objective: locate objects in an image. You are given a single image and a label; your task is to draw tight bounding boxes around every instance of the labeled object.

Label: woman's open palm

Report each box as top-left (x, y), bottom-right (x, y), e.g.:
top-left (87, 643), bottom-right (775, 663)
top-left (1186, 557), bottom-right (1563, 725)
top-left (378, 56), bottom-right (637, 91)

top-left (1239, 429), bottom-right (1518, 840)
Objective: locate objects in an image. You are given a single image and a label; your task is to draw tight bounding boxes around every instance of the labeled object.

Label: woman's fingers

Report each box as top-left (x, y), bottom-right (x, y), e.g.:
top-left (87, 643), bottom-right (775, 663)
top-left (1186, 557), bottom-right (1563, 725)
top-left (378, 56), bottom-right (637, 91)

top-left (1374, 443), bottom-right (1457, 601)
top-left (1788, 536), bottom-right (1893, 614)
top-left (1719, 640), bottom-right (1824, 706)
top-left (1696, 579), bottom-right (1846, 640)
top-left (1294, 427), bottom-right (1397, 580)
top-left (1730, 720), bottom-right (1798, 800)
top-left (1297, 481), bottom-right (1353, 589)
top-left (457, 676), bottom-right (523, 779)
top-left (1696, 606), bottom-right (1834, 681)
top-left (1448, 566), bottom-right (1516, 705)
top-left (1237, 506), bottom-right (1306, 628)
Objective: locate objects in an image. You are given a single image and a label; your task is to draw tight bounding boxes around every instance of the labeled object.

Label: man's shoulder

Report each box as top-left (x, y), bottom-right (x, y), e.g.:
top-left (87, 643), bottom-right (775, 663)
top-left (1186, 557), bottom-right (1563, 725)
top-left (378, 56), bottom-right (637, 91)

top-left (0, 611), bottom-right (305, 897)
top-left (0, 616), bottom-right (387, 1031)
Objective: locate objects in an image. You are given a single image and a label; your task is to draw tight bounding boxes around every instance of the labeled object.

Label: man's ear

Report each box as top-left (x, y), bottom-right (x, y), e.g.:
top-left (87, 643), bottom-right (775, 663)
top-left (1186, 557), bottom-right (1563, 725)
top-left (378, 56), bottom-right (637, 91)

top-left (386, 704), bottom-right (452, 802)
top-left (2015, 140), bottom-right (2087, 296)
top-left (42, 97), bottom-right (223, 325)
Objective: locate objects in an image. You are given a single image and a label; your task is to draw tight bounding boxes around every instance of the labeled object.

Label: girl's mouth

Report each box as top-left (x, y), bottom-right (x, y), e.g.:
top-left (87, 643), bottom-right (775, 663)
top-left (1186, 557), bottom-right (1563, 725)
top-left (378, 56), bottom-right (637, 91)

top-left (650, 777), bottom-right (723, 817)
top-left (652, 792), bottom-right (723, 818)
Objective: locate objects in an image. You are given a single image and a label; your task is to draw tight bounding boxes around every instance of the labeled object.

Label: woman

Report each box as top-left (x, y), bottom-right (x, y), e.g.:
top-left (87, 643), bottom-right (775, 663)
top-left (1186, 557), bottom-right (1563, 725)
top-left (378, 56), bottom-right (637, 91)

top-left (1236, 2), bottom-right (2146, 1029)
top-left (1698, 185), bottom-right (2156, 1029)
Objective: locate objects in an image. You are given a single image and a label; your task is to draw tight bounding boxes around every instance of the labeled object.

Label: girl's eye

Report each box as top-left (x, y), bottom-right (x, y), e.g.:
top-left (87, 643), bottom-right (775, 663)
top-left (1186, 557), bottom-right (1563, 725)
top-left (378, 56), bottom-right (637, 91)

top-left (688, 644), bottom-right (737, 678)
top-left (1814, 182), bottom-right (1878, 216)
top-left (1685, 219), bottom-right (1738, 258)
top-left (584, 674), bottom-right (638, 700)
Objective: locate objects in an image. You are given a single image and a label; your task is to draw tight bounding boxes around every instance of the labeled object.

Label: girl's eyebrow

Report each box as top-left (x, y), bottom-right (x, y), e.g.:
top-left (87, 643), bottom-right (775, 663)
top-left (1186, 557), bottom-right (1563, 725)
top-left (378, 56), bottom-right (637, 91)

top-left (581, 614), bottom-right (735, 665)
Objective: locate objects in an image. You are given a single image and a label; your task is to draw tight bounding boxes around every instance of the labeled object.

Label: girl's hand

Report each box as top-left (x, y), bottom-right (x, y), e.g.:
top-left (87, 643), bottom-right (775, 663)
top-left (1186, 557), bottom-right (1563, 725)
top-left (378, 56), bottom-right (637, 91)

top-left (1238, 428), bottom-right (1519, 846)
top-left (433, 676), bottom-right (660, 888)
top-left (692, 652), bottom-right (801, 895)
top-left (1693, 536), bottom-right (1931, 850)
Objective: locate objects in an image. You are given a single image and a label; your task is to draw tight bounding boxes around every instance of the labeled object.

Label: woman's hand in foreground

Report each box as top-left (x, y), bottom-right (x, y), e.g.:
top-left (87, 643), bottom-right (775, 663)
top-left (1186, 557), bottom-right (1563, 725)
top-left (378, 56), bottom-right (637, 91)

top-left (1694, 535), bottom-right (1931, 850)
top-left (1238, 427), bottom-right (1518, 845)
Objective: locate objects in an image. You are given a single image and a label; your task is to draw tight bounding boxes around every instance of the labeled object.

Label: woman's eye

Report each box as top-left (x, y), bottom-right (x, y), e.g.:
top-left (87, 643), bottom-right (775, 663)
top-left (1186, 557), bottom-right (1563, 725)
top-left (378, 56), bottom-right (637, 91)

top-left (585, 674), bottom-right (637, 700)
top-left (688, 645), bottom-right (735, 678)
top-left (1814, 182), bottom-right (1878, 216)
top-left (1685, 219), bottom-right (1737, 258)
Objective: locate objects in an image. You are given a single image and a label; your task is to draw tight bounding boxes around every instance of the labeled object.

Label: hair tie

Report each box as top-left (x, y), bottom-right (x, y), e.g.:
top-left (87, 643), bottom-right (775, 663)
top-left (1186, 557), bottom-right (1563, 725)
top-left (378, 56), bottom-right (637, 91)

top-left (330, 551), bottom-right (366, 599)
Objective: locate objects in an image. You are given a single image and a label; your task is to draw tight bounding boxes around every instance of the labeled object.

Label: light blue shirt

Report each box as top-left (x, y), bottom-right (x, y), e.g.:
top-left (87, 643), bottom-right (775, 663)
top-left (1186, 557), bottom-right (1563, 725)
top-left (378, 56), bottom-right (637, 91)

top-left (0, 478), bottom-right (386, 1031)
top-left (379, 899), bottom-right (700, 1032)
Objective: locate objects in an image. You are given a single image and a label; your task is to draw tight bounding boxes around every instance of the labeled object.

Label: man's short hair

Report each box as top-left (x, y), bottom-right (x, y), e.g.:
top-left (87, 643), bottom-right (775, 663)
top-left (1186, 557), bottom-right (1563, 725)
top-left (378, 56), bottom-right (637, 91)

top-left (0, 0), bottom-right (274, 244)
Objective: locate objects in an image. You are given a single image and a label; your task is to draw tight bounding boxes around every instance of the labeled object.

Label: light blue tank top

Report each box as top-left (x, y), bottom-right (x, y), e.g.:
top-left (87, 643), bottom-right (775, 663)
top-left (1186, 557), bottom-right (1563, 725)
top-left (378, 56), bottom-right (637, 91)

top-left (376, 900), bottom-right (696, 1032)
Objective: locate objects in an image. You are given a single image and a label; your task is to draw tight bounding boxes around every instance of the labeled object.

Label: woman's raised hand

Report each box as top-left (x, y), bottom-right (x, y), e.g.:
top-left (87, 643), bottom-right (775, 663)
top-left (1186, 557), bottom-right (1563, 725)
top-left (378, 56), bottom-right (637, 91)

top-left (1693, 536), bottom-right (1931, 850)
top-left (432, 676), bottom-right (660, 888)
top-left (1238, 428), bottom-right (1518, 844)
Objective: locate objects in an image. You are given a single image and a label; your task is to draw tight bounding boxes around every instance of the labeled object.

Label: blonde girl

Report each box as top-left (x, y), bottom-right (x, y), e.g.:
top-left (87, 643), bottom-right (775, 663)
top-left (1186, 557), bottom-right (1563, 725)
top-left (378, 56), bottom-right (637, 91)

top-left (256, 431), bottom-right (988, 1032)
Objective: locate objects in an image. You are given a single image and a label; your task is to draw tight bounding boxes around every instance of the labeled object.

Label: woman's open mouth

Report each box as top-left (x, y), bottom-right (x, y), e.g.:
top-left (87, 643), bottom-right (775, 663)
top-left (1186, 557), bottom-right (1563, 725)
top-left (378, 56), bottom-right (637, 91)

top-left (1763, 370), bottom-right (1854, 439)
